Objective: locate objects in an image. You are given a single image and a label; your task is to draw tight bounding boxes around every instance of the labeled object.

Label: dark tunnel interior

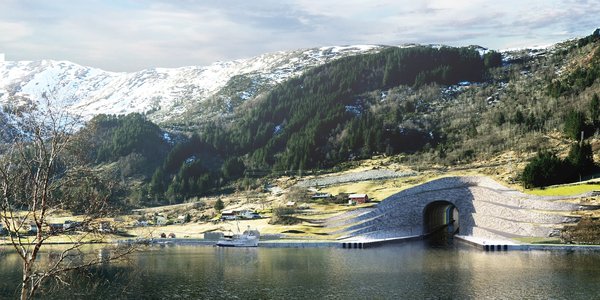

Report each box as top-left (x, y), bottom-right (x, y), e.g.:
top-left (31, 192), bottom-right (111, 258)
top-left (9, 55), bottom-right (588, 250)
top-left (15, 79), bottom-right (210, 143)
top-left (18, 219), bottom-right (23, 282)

top-left (423, 201), bottom-right (459, 236)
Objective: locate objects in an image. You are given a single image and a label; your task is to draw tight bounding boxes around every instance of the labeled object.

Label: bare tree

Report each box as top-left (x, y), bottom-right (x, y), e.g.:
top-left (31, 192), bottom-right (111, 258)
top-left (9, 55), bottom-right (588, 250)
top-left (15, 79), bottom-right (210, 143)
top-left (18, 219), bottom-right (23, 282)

top-left (0, 105), bottom-right (135, 300)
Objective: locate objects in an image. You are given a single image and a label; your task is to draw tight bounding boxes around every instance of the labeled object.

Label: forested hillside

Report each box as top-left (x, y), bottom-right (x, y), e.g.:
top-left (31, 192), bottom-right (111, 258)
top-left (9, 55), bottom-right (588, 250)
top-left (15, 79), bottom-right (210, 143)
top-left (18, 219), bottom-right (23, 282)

top-left (200, 46), bottom-right (501, 172)
top-left (16, 29), bottom-right (599, 207)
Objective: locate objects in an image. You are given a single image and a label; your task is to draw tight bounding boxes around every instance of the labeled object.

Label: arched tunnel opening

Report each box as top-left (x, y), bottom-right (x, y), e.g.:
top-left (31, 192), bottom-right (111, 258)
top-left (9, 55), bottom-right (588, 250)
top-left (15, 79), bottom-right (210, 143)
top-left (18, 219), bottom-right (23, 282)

top-left (423, 201), bottom-right (459, 245)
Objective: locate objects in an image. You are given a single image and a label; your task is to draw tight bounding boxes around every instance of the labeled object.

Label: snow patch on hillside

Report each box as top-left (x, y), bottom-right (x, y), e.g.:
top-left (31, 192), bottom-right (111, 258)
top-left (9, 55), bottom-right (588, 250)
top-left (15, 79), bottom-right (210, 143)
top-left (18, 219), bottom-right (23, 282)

top-left (0, 45), bottom-right (383, 124)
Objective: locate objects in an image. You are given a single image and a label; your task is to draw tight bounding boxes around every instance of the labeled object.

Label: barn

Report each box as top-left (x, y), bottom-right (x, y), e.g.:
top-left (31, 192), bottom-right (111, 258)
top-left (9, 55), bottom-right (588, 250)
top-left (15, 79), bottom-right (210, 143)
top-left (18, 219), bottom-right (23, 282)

top-left (349, 194), bottom-right (369, 204)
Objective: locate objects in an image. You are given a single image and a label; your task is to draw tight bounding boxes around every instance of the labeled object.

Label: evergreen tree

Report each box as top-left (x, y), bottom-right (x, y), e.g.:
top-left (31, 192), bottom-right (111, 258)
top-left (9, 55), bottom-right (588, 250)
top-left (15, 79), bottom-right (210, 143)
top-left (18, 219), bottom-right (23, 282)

top-left (493, 111), bottom-right (506, 126)
top-left (513, 110), bottom-right (525, 124)
top-left (214, 198), bottom-right (224, 211)
top-left (221, 157), bottom-right (245, 180)
top-left (591, 93), bottom-right (600, 128)
top-left (567, 142), bottom-right (595, 174)
top-left (564, 110), bottom-right (586, 140)
top-left (483, 51), bottom-right (502, 69)
top-left (522, 151), bottom-right (570, 188)
top-left (149, 167), bottom-right (166, 196)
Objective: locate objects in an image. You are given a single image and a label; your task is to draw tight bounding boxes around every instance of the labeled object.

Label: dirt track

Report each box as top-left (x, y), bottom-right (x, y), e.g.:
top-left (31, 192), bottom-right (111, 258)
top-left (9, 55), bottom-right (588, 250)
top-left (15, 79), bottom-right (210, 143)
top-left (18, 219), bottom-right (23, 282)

top-left (295, 169), bottom-right (416, 188)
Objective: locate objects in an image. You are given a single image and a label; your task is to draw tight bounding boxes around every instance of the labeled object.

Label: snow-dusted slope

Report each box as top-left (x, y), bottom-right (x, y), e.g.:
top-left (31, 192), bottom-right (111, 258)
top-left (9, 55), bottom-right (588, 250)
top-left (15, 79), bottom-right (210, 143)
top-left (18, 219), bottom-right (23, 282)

top-left (0, 45), bottom-right (381, 124)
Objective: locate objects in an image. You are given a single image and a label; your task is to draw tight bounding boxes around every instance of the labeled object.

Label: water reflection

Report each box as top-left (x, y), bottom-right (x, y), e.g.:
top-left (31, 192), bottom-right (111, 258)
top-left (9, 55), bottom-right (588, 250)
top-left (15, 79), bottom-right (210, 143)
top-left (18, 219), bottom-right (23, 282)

top-left (3, 243), bottom-right (600, 299)
top-left (425, 227), bottom-right (456, 249)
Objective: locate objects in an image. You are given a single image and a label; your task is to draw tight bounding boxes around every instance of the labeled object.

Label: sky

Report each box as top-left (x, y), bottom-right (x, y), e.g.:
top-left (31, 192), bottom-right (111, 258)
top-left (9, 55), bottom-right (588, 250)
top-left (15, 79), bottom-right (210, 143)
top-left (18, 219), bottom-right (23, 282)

top-left (1, 0), bottom-right (599, 72)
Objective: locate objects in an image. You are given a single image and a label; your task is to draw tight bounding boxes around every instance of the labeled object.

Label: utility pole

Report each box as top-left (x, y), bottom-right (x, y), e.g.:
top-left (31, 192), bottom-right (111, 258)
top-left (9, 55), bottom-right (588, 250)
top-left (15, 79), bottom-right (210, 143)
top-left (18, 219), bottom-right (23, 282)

top-left (580, 130), bottom-right (584, 182)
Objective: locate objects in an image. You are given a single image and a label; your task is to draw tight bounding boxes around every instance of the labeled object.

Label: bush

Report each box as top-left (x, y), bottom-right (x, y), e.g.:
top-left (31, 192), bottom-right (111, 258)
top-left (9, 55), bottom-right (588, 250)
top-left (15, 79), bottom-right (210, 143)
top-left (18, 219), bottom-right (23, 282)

top-left (286, 187), bottom-right (310, 203)
top-left (328, 193), bottom-right (349, 204)
top-left (269, 207), bottom-right (300, 225)
top-left (272, 207), bottom-right (295, 217)
top-left (213, 199), bottom-right (224, 212)
top-left (522, 144), bottom-right (596, 188)
top-left (521, 151), bottom-right (572, 188)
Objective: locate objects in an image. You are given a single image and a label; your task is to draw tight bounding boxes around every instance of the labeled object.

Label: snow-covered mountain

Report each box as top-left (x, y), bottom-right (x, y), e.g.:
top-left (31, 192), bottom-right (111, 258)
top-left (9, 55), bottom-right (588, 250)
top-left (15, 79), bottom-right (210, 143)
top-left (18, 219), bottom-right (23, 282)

top-left (0, 45), bottom-right (381, 125)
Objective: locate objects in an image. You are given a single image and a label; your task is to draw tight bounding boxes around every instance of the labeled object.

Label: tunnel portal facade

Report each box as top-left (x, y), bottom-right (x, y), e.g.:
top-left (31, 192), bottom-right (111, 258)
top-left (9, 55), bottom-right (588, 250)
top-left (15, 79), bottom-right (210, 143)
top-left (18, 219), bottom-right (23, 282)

top-left (337, 177), bottom-right (582, 241)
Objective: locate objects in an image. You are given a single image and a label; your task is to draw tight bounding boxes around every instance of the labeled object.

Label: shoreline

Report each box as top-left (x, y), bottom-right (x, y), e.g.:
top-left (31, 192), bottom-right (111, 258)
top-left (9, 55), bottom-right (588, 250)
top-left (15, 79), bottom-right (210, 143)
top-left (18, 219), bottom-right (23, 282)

top-left (115, 235), bottom-right (600, 251)
top-left (5, 235), bottom-right (600, 251)
top-left (456, 235), bottom-right (600, 252)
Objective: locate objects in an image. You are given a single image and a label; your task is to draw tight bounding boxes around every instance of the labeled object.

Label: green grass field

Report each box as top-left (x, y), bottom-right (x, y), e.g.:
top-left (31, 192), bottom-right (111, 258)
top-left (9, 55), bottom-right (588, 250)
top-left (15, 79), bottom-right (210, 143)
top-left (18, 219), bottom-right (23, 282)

top-left (526, 182), bottom-right (600, 196)
top-left (513, 237), bottom-right (563, 244)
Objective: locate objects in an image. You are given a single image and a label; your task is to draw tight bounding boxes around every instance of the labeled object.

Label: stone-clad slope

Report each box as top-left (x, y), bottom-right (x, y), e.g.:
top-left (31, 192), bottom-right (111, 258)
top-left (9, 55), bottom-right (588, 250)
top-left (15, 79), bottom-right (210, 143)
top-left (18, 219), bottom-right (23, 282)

top-left (331, 176), bottom-right (590, 241)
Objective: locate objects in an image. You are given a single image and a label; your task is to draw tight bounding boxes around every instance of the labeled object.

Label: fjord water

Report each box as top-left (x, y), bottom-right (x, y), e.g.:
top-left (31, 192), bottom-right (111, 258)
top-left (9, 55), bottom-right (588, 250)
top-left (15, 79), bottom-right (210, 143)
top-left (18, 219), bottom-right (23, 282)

top-left (2, 242), bottom-right (600, 299)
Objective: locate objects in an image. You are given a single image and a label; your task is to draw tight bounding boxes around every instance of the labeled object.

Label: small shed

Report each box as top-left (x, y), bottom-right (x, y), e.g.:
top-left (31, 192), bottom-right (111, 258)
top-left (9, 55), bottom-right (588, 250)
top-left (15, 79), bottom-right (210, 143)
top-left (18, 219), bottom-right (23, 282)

top-left (349, 194), bottom-right (369, 204)
top-left (99, 221), bottom-right (112, 233)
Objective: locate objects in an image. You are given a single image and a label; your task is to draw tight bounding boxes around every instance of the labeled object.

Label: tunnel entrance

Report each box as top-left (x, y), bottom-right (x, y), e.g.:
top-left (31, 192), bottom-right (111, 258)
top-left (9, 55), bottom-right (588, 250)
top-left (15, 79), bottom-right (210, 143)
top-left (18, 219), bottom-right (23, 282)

top-left (423, 201), bottom-right (459, 247)
top-left (423, 201), bottom-right (459, 237)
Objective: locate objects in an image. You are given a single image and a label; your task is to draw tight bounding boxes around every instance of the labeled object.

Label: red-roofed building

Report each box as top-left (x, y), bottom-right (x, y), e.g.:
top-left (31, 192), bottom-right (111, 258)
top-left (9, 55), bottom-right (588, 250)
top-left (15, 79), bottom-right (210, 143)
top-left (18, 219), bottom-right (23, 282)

top-left (349, 194), bottom-right (369, 204)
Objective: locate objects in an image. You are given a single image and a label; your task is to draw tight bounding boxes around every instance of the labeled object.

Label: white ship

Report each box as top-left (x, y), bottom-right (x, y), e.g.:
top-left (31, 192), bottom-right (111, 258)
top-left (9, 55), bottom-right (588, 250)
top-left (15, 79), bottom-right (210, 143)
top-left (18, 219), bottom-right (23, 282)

top-left (216, 226), bottom-right (260, 247)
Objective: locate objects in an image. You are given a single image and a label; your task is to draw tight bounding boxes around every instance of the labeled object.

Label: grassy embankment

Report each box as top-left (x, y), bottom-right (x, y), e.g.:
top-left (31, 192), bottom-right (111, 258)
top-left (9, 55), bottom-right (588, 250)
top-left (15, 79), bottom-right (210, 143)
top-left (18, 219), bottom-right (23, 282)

top-left (5, 154), bottom-right (600, 244)
top-left (526, 181), bottom-right (600, 196)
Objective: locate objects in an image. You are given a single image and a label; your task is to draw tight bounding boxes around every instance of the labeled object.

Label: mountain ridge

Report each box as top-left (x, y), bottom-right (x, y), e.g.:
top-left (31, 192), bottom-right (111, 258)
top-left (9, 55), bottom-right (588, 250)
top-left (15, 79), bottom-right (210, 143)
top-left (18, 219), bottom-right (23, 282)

top-left (0, 45), bottom-right (382, 125)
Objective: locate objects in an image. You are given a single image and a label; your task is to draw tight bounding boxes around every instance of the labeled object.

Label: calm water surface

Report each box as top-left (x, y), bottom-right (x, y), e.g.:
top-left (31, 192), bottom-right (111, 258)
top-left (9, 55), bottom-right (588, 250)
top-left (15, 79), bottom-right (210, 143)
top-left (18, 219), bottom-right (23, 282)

top-left (2, 240), bottom-right (600, 299)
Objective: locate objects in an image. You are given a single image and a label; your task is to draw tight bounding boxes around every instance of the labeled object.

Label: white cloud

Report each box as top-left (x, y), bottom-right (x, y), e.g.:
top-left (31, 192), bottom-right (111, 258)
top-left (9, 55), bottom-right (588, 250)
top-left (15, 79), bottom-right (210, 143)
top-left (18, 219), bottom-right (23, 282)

top-left (0, 0), bottom-right (598, 71)
top-left (0, 21), bottom-right (32, 42)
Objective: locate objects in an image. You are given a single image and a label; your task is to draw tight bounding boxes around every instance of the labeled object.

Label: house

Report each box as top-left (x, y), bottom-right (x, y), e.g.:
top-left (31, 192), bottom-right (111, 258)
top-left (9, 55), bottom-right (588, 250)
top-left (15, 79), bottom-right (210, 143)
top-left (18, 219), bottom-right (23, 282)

top-left (311, 193), bottom-right (332, 200)
top-left (63, 220), bottom-right (82, 231)
top-left (176, 215), bottom-right (187, 224)
top-left (286, 201), bottom-right (296, 207)
top-left (47, 223), bottom-right (64, 234)
top-left (240, 210), bottom-right (261, 219)
top-left (221, 210), bottom-right (237, 220)
top-left (348, 194), bottom-right (369, 204)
